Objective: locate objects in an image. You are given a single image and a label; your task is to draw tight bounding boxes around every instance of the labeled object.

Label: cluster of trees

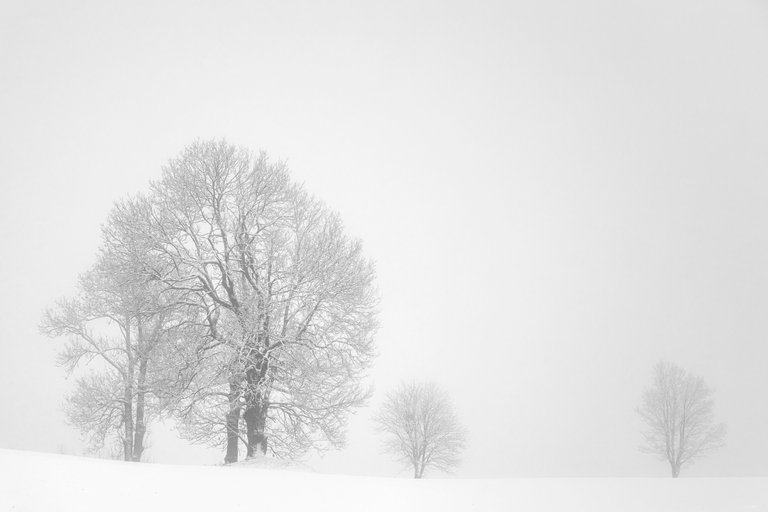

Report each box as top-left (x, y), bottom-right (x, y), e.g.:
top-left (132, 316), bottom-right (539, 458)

top-left (42, 139), bottom-right (470, 478)
top-left (42, 140), bottom-right (720, 480)
top-left (43, 140), bottom-right (379, 463)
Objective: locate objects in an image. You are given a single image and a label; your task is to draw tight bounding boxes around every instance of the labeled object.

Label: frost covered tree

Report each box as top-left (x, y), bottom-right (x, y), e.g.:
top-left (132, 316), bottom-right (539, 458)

top-left (42, 199), bottom-right (190, 461)
top-left (637, 361), bottom-right (726, 477)
top-left (374, 381), bottom-right (466, 478)
top-left (130, 140), bottom-right (378, 462)
top-left (43, 140), bottom-right (378, 464)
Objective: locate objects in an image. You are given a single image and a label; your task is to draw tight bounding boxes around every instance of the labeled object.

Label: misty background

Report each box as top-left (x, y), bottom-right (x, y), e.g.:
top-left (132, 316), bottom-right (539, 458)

top-left (1, 0), bottom-right (767, 477)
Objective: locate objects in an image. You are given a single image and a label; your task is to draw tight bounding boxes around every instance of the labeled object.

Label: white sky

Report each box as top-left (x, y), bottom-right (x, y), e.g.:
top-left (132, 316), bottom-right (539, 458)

top-left (1, 0), bottom-right (767, 477)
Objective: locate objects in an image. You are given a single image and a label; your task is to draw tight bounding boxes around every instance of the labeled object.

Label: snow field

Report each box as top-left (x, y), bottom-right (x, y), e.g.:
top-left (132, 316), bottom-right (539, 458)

top-left (1, 449), bottom-right (768, 512)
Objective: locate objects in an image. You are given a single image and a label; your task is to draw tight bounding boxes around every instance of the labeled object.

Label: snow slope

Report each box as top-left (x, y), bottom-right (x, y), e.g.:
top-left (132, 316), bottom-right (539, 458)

top-left (1, 449), bottom-right (767, 512)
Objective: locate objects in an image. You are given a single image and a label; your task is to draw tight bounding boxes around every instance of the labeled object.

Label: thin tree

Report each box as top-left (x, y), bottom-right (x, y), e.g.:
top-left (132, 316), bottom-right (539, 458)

top-left (374, 381), bottom-right (466, 478)
top-left (42, 199), bottom-right (190, 461)
top-left (637, 361), bottom-right (726, 477)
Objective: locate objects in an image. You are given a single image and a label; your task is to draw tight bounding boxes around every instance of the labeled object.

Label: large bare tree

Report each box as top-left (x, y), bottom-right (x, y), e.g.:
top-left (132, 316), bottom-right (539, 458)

top-left (132, 140), bottom-right (378, 462)
top-left (374, 381), bottom-right (466, 478)
top-left (637, 361), bottom-right (726, 477)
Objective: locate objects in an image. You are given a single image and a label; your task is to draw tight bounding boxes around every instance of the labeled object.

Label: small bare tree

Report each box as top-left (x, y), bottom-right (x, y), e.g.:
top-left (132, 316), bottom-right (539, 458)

top-left (374, 382), bottom-right (466, 478)
top-left (637, 361), bottom-right (726, 477)
top-left (42, 199), bottom-right (191, 461)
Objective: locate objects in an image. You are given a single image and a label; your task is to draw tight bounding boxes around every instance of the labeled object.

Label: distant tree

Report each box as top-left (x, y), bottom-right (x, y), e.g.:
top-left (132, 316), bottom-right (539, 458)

top-left (637, 361), bottom-right (726, 477)
top-left (374, 381), bottom-right (466, 478)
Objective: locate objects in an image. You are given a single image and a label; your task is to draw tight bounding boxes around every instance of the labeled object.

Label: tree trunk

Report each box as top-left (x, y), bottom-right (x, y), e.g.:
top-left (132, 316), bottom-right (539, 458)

top-left (670, 462), bottom-right (681, 478)
top-left (132, 357), bottom-right (148, 462)
top-left (123, 385), bottom-right (133, 461)
top-left (244, 402), bottom-right (268, 457)
top-left (244, 367), bottom-right (268, 457)
top-left (224, 379), bottom-right (241, 464)
top-left (123, 314), bottom-right (134, 462)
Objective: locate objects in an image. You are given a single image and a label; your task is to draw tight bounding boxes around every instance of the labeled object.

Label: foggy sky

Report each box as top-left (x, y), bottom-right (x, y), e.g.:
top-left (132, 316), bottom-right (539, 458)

top-left (1, 0), bottom-right (767, 477)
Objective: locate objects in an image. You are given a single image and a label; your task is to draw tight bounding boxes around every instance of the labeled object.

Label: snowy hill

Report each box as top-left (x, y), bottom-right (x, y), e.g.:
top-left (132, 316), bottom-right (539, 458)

top-left (1, 449), bottom-right (768, 512)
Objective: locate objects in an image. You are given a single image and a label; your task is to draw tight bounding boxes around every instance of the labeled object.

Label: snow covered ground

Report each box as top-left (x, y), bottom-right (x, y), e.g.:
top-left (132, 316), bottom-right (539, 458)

top-left (1, 449), bottom-right (767, 512)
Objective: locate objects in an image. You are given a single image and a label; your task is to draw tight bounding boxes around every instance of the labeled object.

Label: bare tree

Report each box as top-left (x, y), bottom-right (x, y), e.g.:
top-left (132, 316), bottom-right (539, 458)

top-left (42, 199), bottom-right (190, 461)
top-left (374, 381), bottom-right (466, 478)
top-left (126, 140), bottom-right (378, 462)
top-left (637, 361), bottom-right (726, 477)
